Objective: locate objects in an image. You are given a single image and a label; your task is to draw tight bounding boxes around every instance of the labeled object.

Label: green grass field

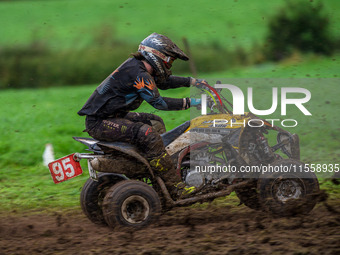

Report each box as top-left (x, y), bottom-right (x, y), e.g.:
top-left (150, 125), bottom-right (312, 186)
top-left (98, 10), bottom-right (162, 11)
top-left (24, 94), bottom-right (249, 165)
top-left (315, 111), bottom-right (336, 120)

top-left (0, 54), bottom-right (339, 212)
top-left (1, 0), bottom-right (340, 50)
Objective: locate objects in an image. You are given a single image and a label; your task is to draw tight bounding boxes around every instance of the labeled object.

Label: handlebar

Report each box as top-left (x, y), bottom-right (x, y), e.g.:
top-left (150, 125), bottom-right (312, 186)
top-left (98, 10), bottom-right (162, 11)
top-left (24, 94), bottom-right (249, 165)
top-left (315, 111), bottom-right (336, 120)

top-left (193, 81), bottom-right (233, 114)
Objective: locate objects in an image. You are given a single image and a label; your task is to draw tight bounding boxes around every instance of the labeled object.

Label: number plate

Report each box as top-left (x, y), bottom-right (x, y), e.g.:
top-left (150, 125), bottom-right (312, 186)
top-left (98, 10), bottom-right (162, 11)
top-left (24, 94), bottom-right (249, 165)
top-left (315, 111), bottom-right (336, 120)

top-left (48, 153), bottom-right (83, 184)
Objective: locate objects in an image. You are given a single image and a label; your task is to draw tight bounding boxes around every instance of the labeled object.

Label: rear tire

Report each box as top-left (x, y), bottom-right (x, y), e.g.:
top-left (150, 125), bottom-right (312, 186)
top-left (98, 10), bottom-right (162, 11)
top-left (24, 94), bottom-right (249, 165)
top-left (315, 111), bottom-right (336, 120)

top-left (80, 173), bottom-right (127, 225)
top-left (102, 180), bottom-right (161, 229)
top-left (258, 159), bottom-right (319, 217)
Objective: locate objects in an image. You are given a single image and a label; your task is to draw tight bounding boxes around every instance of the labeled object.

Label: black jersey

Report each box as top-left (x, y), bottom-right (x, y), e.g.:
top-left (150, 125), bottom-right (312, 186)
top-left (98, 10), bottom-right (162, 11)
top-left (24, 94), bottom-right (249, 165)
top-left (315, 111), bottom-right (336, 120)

top-left (78, 57), bottom-right (190, 118)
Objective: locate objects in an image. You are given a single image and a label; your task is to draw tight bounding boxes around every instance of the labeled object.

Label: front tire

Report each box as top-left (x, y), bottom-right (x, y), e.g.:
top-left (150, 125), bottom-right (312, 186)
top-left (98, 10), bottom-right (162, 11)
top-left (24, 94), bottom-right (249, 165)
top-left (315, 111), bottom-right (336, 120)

top-left (235, 180), bottom-right (261, 210)
top-left (258, 159), bottom-right (319, 217)
top-left (102, 180), bottom-right (161, 229)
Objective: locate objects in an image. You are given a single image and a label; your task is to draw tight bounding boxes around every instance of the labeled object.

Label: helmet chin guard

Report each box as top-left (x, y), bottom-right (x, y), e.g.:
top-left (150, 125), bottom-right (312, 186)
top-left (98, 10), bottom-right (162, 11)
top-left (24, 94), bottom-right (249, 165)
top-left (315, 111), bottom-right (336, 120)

top-left (138, 33), bottom-right (189, 82)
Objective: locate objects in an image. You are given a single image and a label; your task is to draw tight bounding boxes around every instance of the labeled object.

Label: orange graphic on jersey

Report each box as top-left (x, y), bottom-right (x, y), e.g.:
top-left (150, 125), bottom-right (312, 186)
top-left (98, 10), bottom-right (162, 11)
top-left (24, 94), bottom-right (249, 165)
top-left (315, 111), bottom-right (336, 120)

top-left (133, 77), bottom-right (156, 90)
top-left (111, 69), bottom-right (119, 76)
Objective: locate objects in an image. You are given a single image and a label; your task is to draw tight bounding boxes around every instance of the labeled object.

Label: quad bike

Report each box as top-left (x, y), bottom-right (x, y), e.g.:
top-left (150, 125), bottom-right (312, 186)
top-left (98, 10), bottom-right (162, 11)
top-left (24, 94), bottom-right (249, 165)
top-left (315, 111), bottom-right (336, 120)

top-left (48, 83), bottom-right (320, 229)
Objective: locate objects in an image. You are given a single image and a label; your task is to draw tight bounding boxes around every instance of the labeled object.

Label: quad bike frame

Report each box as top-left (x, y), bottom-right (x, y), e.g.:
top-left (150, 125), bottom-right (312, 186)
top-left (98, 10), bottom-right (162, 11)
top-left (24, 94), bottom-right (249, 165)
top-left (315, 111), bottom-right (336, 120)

top-left (71, 85), bottom-right (319, 229)
top-left (74, 149), bottom-right (253, 209)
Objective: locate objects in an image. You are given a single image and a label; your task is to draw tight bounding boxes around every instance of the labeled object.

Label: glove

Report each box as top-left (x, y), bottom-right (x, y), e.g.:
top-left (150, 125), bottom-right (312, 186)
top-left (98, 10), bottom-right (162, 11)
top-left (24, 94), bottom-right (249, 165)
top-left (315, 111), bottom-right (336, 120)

top-left (190, 78), bottom-right (210, 90)
top-left (190, 98), bottom-right (201, 106)
top-left (190, 98), bottom-right (201, 107)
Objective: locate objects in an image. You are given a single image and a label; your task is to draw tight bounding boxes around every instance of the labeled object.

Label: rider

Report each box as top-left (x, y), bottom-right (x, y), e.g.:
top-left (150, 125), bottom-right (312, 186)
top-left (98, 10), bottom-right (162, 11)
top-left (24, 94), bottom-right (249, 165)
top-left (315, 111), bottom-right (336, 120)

top-left (78, 32), bottom-right (208, 198)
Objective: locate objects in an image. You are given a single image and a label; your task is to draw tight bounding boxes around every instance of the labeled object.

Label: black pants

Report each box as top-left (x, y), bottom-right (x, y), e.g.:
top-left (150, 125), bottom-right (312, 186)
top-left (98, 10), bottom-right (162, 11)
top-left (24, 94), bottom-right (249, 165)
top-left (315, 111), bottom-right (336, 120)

top-left (85, 112), bottom-right (166, 158)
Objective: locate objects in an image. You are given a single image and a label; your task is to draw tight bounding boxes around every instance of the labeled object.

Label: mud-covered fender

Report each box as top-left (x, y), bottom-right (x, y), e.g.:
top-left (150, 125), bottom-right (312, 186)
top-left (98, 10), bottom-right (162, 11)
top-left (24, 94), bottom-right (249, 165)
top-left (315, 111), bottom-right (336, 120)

top-left (96, 141), bottom-right (154, 177)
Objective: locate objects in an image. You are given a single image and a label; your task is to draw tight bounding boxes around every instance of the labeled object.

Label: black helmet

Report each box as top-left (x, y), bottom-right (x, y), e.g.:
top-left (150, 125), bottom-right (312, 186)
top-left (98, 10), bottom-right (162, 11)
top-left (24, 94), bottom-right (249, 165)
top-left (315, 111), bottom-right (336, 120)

top-left (138, 33), bottom-right (189, 82)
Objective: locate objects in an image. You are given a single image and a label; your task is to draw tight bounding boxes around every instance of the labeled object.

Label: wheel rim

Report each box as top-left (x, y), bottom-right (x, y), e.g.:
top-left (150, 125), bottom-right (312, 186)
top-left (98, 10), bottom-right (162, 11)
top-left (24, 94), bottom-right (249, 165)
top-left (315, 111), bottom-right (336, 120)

top-left (121, 195), bottom-right (150, 224)
top-left (272, 178), bottom-right (304, 203)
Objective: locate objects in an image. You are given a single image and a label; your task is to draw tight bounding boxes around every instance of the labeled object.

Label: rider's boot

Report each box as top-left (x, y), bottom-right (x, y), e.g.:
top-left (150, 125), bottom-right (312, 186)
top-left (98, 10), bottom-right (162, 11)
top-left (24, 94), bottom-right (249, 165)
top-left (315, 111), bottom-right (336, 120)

top-left (149, 151), bottom-right (196, 199)
top-left (137, 124), bottom-right (195, 199)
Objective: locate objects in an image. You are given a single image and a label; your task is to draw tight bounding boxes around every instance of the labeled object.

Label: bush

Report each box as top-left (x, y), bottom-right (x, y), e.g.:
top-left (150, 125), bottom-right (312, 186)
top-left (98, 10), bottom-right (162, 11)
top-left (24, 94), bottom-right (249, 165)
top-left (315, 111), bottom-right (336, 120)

top-left (264, 0), bottom-right (334, 61)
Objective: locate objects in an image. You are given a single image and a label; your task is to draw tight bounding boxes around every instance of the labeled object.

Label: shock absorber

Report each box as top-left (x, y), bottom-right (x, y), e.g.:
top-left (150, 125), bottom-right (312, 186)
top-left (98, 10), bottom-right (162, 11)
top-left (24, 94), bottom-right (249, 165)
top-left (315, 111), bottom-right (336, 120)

top-left (256, 133), bottom-right (275, 162)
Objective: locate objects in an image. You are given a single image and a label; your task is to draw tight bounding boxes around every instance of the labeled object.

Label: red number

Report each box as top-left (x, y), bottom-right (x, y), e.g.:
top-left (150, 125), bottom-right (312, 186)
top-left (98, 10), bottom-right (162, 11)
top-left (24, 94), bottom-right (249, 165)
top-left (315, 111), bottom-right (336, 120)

top-left (62, 158), bottom-right (75, 177)
top-left (52, 162), bottom-right (65, 181)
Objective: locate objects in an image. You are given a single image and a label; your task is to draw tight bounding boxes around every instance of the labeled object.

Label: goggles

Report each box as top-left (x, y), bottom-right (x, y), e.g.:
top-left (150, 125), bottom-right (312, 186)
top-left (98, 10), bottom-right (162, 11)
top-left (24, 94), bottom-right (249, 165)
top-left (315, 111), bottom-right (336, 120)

top-left (163, 57), bottom-right (175, 69)
top-left (139, 45), bottom-right (176, 66)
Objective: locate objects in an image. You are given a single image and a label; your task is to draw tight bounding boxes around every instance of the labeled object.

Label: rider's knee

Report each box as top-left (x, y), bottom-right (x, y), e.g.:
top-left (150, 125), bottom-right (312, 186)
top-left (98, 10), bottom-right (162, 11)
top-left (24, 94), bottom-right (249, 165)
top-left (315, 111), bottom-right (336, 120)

top-left (136, 124), bottom-right (164, 157)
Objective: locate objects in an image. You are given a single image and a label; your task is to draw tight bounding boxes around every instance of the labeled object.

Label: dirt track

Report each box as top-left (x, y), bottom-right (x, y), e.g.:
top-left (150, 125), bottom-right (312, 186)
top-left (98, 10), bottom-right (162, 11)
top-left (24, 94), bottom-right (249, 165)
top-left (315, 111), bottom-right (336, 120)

top-left (1, 199), bottom-right (339, 255)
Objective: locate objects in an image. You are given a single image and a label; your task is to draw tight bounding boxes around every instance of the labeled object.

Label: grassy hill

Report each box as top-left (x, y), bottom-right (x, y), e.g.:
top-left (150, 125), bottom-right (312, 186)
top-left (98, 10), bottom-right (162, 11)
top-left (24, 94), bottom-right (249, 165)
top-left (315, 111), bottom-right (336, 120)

top-left (1, 0), bottom-right (340, 50)
top-left (2, 0), bottom-right (340, 89)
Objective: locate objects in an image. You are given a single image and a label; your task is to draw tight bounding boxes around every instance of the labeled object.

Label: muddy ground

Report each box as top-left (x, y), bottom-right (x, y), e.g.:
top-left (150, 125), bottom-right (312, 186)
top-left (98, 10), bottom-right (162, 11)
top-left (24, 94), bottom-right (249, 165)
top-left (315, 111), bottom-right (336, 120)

top-left (1, 198), bottom-right (339, 255)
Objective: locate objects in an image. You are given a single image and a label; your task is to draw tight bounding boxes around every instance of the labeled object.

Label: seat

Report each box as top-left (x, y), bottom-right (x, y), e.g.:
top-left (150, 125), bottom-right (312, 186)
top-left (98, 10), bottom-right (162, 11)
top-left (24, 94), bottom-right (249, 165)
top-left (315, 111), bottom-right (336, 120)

top-left (73, 137), bottom-right (102, 152)
top-left (161, 121), bottom-right (191, 147)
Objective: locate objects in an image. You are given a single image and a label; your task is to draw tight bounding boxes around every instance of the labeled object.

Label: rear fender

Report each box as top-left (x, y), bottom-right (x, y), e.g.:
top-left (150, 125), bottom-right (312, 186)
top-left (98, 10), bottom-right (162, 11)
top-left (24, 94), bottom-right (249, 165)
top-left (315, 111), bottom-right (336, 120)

top-left (96, 141), bottom-right (154, 177)
top-left (97, 172), bottom-right (129, 184)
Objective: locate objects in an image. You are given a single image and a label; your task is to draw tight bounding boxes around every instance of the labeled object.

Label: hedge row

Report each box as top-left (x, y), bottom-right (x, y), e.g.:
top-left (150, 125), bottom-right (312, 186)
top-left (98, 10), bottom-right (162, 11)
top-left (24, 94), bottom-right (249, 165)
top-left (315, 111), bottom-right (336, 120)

top-left (0, 41), bottom-right (263, 89)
